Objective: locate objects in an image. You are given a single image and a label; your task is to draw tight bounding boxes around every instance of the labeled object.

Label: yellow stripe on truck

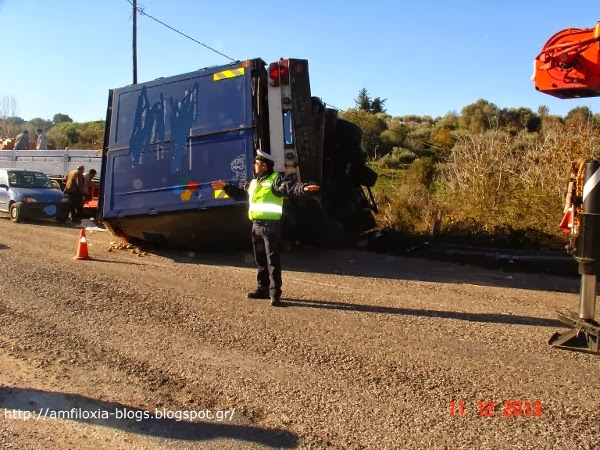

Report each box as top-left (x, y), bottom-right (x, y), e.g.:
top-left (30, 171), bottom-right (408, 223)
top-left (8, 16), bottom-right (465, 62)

top-left (213, 68), bottom-right (245, 81)
top-left (214, 189), bottom-right (229, 199)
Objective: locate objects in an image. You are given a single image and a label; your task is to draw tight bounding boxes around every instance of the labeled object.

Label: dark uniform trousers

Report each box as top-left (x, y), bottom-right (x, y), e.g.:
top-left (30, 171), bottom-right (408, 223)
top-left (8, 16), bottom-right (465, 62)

top-left (252, 220), bottom-right (282, 298)
top-left (66, 192), bottom-right (84, 222)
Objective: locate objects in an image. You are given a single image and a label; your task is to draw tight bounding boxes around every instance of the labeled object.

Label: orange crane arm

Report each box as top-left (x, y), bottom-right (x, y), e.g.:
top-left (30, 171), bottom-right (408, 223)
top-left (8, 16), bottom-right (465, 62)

top-left (533, 22), bottom-right (600, 98)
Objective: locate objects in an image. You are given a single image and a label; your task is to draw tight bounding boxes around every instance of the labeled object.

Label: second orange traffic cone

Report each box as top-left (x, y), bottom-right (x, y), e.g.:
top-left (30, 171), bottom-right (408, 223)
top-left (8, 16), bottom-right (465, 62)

top-left (74, 229), bottom-right (92, 260)
top-left (559, 208), bottom-right (573, 234)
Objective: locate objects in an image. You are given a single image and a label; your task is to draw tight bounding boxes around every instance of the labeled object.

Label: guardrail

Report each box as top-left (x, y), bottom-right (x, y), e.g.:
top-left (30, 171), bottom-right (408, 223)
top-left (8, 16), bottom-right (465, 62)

top-left (0, 149), bottom-right (102, 177)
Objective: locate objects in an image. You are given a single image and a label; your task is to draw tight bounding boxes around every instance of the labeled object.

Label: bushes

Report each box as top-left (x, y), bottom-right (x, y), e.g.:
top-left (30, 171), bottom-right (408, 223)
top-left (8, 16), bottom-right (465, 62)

top-left (379, 148), bottom-right (417, 168)
top-left (46, 120), bottom-right (104, 149)
top-left (437, 121), bottom-right (600, 246)
top-left (372, 120), bottom-right (600, 249)
top-left (373, 157), bottom-right (438, 234)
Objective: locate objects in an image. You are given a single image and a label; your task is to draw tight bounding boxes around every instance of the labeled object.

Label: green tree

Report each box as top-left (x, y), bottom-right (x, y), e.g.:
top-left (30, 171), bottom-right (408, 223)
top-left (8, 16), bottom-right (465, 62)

top-left (47, 122), bottom-right (79, 148)
top-left (537, 105), bottom-right (549, 118)
top-left (501, 107), bottom-right (528, 129)
top-left (79, 121), bottom-right (105, 148)
top-left (371, 97), bottom-right (387, 114)
top-left (354, 89), bottom-right (387, 114)
top-left (340, 108), bottom-right (387, 157)
top-left (459, 99), bottom-right (501, 133)
top-left (355, 88), bottom-right (371, 112)
top-left (46, 120), bottom-right (105, 149)
top-left (53, 113), bottom-right (73, 124)
top-left (401, 114), bottom-right (428, 124)
top-left (406, 125), bottom-right (433, 151)
top-left (565, 106), bottom-right (593, 126)
top-left (436, 112), bottom-right (459, 130)
top-left (380, 118), bottom-right (407, 149)
top-left (28, 117), bottom-right (53, 132)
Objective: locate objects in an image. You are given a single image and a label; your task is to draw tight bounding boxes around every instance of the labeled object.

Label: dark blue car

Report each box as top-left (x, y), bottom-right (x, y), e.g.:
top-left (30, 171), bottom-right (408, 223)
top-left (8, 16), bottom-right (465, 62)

top-left (0, 168), bottom-right (71, 223)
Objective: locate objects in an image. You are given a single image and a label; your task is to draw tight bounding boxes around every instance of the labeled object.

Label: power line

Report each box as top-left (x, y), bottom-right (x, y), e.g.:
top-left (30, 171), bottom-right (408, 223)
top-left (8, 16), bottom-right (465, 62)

top-left (123, 0), bottom-right (235, 62)
top-left (120, 0), bottom-right (443, 151)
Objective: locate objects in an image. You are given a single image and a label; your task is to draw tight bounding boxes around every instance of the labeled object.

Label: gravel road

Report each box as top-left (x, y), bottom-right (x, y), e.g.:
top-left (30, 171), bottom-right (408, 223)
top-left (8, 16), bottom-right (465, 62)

top-left (0, 218), bottom-right (598, 449)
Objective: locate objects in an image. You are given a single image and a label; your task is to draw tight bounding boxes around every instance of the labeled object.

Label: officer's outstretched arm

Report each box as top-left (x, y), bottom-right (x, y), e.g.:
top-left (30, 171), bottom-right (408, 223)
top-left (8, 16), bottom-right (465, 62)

top-left (274, 174), bottom-right (319, 198)
top-left (211, 179), bottom-right (248, 201)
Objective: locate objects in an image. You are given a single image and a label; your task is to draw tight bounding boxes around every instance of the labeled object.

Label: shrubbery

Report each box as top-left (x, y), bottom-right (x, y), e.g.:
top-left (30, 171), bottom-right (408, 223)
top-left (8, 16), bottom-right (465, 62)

top-left (46, 121), bottom-right (104, 149)
top-left (372, 120), bottom-right (600, 249)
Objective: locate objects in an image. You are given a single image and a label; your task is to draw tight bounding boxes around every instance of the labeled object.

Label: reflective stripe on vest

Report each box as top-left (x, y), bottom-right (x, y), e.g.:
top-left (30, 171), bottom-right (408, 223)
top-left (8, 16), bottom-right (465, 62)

top-left (248, 172), bottom-right (284, 220)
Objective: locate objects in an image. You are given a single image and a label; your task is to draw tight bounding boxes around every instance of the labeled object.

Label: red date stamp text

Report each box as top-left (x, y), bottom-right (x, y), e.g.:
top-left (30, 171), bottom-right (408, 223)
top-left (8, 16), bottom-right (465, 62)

top-left (449, 400), bottom-right (542, 417)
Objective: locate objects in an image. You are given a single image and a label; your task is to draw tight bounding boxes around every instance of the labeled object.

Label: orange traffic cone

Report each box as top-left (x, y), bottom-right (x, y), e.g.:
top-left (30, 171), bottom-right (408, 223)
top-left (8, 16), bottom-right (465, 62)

top-left (559, 208), bottom-right (573, 233)
top-left (74, 229), bottom-right (92, 260)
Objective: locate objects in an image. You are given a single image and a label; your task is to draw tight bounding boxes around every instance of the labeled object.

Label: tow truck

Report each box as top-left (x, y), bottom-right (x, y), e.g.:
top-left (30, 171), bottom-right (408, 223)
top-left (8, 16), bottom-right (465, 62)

top-left (533, 21), bottom-right (600, 353)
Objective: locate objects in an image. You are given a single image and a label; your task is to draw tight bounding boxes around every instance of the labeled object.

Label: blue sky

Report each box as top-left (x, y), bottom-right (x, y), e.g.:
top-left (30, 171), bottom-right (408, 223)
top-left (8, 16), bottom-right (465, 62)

top-left (1, 0), bottom-right (598, 123)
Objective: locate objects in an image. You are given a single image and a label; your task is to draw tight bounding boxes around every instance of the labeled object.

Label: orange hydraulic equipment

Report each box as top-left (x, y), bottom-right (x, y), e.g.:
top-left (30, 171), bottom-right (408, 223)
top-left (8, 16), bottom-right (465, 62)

top-left (533, 22), bottom-right (600, 99)
top-left (534, 22), bottom-right (600, 354)
top-left (552, 161), bottom-right (600, 353)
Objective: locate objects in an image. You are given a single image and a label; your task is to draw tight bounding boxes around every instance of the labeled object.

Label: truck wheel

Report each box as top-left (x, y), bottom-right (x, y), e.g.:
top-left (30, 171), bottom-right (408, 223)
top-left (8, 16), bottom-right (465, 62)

top-left (350, 163), bottom-right (378, 187)
top-left (335, 119), bottom-right (363, 149)
top-left (10, 203), bottom-right (23, 223)
top-left (348, 146), bottom-right (369, 165)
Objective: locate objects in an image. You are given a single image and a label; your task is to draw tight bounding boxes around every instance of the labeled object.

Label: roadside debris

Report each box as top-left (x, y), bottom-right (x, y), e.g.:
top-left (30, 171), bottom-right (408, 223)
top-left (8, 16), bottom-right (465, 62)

top-left (107, 241), bottom-right (149, 256)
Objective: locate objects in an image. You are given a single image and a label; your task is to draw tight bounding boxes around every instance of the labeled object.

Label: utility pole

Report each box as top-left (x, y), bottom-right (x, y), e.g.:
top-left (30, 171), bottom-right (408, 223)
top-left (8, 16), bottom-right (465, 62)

top-left (133, 0), bottom-right (138, 84)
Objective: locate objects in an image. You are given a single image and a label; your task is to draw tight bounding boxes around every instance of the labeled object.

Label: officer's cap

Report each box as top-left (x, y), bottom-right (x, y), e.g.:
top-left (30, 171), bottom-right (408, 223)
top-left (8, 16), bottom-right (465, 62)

top-left (255, 149), bottom-right (276, 163)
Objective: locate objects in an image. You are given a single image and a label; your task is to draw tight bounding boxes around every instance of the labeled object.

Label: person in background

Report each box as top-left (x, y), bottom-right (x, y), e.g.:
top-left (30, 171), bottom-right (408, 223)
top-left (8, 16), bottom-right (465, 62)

top-left (83, 169), bottom-right (97, 201)
top-left (211, 150), bottom-right (320, 307)
top-left (64, 165), bottom-right (85, 224)
top-left (14, 130), bottom-right (29, 150)
top-left (36, 128), bottom-right (47, 150)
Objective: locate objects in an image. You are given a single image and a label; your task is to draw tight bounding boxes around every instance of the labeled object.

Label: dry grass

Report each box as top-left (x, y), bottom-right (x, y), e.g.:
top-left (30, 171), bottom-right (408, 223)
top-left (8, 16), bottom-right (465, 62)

top-left (372, 120), bottom-right (600, 249)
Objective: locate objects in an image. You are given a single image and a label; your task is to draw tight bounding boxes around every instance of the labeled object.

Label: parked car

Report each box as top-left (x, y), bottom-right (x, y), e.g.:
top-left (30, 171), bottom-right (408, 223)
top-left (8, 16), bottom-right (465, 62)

top-left (0, 168), bottom-right (71, 223)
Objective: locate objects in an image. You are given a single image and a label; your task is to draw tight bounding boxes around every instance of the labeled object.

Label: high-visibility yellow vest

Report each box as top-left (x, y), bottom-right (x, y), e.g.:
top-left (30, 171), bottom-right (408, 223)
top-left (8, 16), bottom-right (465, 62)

top-left (247, 172), bottom-right (284, 220)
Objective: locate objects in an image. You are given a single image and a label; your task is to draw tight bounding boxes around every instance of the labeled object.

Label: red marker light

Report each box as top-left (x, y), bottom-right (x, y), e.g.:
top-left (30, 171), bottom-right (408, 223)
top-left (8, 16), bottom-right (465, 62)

top-left (279, 65), bottom-right (289, 84)
top-left (269, 62), bottom-right (280, 87)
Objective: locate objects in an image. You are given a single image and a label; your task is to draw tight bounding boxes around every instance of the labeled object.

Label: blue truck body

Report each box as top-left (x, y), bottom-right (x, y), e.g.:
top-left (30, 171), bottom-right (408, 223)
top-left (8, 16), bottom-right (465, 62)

top-left (102, 63), bottom-right (252, 220)
top-left (99, 58), bottom-right (377, 249)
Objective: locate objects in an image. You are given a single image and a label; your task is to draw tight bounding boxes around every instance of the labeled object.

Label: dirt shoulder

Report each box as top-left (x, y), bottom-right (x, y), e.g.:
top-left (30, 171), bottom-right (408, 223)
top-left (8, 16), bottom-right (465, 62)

top-left (0, 218), bottom-right (598, 449)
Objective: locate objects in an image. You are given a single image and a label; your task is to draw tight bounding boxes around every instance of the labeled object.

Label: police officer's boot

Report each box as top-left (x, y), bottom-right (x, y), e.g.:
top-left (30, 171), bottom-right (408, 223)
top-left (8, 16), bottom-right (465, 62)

top-left (270, 296), bottom-right (282, 307)
top-left (247, 289), bottom-right (269, 300)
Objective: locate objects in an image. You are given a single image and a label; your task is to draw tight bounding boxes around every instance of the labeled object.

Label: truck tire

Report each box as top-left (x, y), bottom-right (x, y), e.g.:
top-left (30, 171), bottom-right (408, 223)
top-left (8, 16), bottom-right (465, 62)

top-left (335, 119), bottom-right (363, 149)
top-left (10, 202), bottom-right (23, 223)
top-left (350, 163), bottom-right (378, 187)
top-left (347, 145), bottom-right (369, 166)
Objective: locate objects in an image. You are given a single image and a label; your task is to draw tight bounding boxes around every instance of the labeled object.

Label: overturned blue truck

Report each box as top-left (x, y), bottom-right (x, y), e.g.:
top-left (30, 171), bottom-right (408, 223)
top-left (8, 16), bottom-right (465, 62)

top-left (98, 58), bottom-right (378, 249)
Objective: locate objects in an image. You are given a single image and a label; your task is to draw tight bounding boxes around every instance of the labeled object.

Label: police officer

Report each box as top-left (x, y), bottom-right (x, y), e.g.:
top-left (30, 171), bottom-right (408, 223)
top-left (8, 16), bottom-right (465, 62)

top-left (211, 150), bottom-right (320, 306)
